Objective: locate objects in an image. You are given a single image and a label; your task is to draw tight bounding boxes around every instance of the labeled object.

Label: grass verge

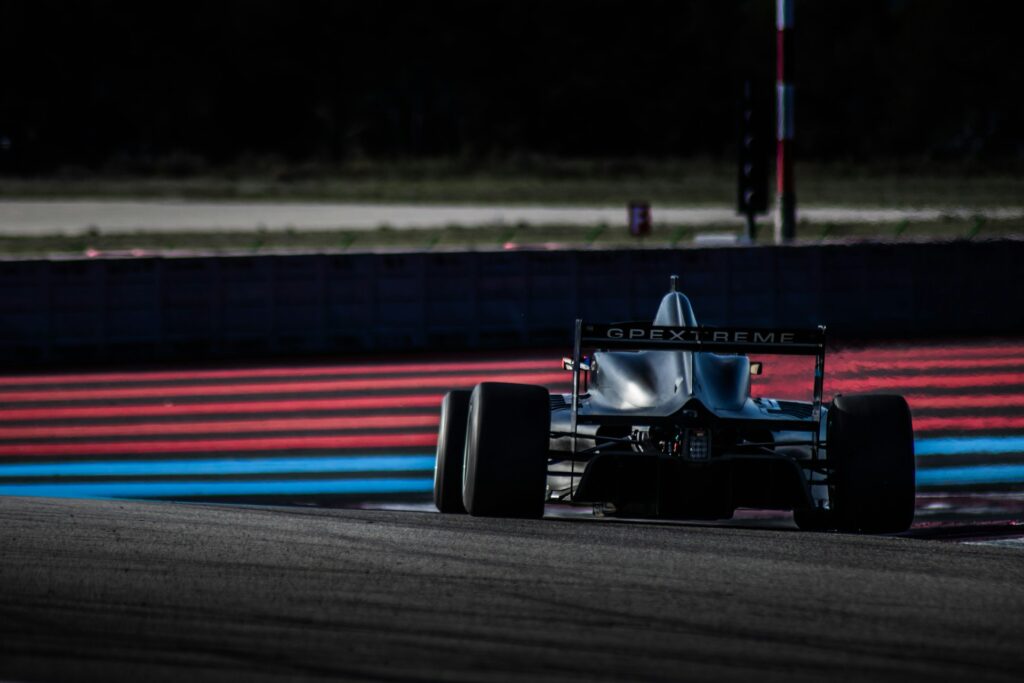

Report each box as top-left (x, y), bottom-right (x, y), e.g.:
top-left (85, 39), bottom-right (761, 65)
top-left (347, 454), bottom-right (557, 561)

top-left (3, 159), bottom-right (1024, 207)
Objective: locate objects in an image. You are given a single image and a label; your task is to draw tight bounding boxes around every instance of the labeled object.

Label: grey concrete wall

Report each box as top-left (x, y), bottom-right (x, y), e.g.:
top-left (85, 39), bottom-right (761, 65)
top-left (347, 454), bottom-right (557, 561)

top-left (2, 240), bottom-right (1021, 366)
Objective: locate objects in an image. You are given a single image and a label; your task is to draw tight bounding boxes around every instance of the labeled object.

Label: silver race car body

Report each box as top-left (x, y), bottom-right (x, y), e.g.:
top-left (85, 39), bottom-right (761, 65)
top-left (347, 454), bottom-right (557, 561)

top-left (435, 276), bottom-right (915, 533)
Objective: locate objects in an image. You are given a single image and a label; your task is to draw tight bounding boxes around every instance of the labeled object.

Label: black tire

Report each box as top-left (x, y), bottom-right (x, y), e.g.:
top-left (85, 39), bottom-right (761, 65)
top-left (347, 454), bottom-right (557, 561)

top-left (793, 507), bottom-right (835, 532)
top-left (434, 390), bottom-right (471, 513)
top-left (827, 393), bottom-right (916, 533)
top-left (462, 382), bottom-right (550, 518)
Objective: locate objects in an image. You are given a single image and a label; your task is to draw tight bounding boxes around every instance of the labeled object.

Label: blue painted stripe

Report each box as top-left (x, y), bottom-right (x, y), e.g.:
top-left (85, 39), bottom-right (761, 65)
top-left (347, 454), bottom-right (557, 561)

top-left (0, 455), bottom-right (436, 478)
top-left (915, 436), bottom-right (1024, 456)
top-left (917, 464), bottom-right (1024, 486)
top-left (0, 477), bottom-right (433, 499)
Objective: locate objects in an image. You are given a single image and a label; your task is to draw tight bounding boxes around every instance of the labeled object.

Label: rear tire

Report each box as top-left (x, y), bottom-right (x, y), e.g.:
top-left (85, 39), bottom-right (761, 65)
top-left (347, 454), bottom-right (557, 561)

top-left (433, 390), bottom-right (471, 513)
top-left (793, 507), bottom-right (835, 532)
top-left (827, 394), bottom-right (916, 533)
top-left (462, 382), bottom-right (550, 518)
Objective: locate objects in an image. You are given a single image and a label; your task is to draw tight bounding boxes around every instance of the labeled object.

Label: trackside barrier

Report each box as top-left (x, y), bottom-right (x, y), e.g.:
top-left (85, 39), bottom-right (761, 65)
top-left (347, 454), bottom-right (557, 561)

top-left (1, 240), bottom-right (1022, 366)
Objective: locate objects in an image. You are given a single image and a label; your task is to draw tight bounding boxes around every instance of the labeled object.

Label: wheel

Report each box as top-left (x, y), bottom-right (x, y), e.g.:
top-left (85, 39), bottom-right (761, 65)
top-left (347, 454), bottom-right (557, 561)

top-left (793, 507), bottom-right (835, 532)
top-left (434, 390), bottom-right (471, 513)
top-left (827, 394), bottom-right (916, 533)
top-left (462, 382), bottom-right (550, 518)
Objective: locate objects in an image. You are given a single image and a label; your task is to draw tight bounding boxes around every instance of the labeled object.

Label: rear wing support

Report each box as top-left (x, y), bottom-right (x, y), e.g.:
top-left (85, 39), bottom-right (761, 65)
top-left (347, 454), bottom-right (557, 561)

top-left (569, 318), bottom-right (583, 458)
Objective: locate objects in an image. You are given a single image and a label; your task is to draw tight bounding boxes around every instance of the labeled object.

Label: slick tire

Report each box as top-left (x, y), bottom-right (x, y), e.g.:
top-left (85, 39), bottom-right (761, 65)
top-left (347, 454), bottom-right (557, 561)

top-left (462, 382), bottom-right (550, 519)
top-left (434, 390), bottom-right (471, 513)
top-left (793, 507), bottom-right (836, 532)
top-left (827, 394), bottom-right (916, 533)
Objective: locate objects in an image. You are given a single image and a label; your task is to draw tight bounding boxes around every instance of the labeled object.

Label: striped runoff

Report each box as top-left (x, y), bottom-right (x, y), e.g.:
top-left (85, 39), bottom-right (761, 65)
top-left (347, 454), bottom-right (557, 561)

top-left (0, 340), bottom-right (1022, 500)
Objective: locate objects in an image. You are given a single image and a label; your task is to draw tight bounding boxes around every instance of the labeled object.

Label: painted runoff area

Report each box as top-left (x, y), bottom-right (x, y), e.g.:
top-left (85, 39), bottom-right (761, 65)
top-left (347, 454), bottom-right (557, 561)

top-left (0, 341), bottom-right (1022, 499)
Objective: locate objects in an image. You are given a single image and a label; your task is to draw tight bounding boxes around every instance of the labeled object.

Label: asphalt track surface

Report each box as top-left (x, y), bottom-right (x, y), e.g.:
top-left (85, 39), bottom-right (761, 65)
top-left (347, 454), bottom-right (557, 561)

top-left (2, 199), bottom-right (1024, 234)
top-left (2, 496), bottom-right (1024, 683)
top-left (3, 343), bottom-right (1024, 681)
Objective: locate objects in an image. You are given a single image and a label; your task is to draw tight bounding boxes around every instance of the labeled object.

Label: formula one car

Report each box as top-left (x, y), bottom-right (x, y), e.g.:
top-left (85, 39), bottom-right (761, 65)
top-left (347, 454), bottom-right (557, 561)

top-left (434, 276), bottom-right (915, 533)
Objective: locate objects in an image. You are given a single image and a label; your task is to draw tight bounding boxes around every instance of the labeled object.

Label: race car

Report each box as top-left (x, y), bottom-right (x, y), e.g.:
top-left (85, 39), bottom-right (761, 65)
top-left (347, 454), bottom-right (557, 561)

top-left (434, 276), bottom-right (915, 533)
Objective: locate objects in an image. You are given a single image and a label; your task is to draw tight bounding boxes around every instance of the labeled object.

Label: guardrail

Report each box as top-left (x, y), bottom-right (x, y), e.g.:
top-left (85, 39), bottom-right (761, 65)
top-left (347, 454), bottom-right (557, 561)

top-left (2, 239), bottom-right (1021, 366)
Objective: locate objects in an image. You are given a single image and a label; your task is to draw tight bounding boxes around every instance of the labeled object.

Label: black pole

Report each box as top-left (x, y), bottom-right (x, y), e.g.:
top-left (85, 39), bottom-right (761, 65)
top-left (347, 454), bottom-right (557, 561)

top-left (738, 79), bottom-right (768, 243)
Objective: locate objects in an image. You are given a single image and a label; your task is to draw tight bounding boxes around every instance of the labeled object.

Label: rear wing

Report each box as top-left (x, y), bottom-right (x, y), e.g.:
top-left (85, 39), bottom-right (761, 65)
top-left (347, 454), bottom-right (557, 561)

top-left (581, 322), bottom-right (823, 355)
top-left (567, 320), bottom-right (827, 443)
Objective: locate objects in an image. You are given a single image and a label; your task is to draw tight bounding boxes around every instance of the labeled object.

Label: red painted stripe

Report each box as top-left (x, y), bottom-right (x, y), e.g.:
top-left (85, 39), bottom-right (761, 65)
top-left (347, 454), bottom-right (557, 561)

top-left (748, 356), bottom-right (1024, 379)
top-left (832, 345), bottom-right (1024, 361)
top-left (913, 415), bottom-right (1024, 432)
top-left (753, 371), bottom-right (1024, 396)
top-left (0, 358), bottom-right (558, 387)
top-left (904, 394), bottom-right (1024, 411)
top-left (832, 357), bottom-right (1023, 373)
top-left (751, 388), bottom-right (1024, 412)
top-left (15, 413), bottom-right (1016, 445)
top-left (751, 378), bottom-right (1010, 396)
top-left (829, 372), bottom-right (1024, 392)
top-left (4, 388), bottom-right (1010, 424)
top-left (0, 394), bottom-right (449, 422)
top-left (746, 388), bottom-right (1024, 412)
top-left (0, 432), bottom-right (438, 457)
top-left (4, 345), bottom-right (1016, 389)
top-left (0, 371), bottom-right (569, 403)
top-left (0, 414), bottom-right (440, 440)
top-left (602, 344), bottom-right (1023, 366)
top-left (0, 386), bottom-right (573, 422)
top-left (750, 387), bottom-right (814, 401)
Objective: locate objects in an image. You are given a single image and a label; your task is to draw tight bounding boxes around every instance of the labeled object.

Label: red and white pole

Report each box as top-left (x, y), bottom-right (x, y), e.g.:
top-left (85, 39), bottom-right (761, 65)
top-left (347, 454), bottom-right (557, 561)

top-left (775, 0), bottom-right (796, 243)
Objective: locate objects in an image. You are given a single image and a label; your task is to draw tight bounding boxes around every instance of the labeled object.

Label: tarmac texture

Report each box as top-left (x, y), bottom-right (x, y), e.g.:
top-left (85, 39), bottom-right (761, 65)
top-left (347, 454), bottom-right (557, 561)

top-left (1, 496), bottom-right (1022, 683)
top-left (2, 200), bottom-right (1023, 234)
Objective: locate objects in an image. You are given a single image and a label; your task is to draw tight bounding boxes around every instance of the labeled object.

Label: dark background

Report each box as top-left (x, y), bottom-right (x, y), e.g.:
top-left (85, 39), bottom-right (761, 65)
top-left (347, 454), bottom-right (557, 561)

top-left (2, 0), bottom-right (1022, 174)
